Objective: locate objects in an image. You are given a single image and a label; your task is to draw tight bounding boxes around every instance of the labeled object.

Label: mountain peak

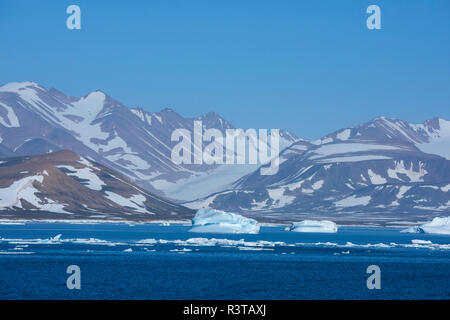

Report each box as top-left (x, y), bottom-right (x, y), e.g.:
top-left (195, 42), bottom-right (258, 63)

top-left (424, 117), bottom-right (449, 127)
top-left (83, 90), bottom-right (107, 100)
top-left (197, 111), bottom-right (234, 130)
top-left (204, 111), bottom-right (220, 117)
top-left (198, 111), bottom-right (226, 122)
top-left (160, 107), bottom-right (175, 113)
top-left (0, 81), bottom-right (45, 93)
top-left (371, 116), bottom-right (404, 124)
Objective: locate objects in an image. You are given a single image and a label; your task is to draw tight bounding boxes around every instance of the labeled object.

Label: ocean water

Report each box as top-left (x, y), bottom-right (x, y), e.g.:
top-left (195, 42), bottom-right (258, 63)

top-left (0, 223), bottom-right (448, 300)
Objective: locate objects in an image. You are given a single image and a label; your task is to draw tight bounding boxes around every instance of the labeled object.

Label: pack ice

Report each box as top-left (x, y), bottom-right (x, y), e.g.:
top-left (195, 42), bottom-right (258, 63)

top-left (189, 208), bottom-right (260, 234)
top-left (402, 217), bottom-right (450, 235)
top-left (288, 220), bottom-right (338, 233)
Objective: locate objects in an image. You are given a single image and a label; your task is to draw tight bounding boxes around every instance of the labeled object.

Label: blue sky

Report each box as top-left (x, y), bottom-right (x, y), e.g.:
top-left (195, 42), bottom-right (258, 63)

top-left (0, 0), bottom-right (449, 139)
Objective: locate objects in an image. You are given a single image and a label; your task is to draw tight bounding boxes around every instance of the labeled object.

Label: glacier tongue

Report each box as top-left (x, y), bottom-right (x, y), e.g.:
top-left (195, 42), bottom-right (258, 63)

top-left (289, 220), bottom-right (338, 233)
top-left (189, 208), bottom-right (260, 234)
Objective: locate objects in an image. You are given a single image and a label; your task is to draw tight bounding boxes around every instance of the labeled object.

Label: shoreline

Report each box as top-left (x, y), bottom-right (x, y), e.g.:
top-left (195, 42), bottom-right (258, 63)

top-left (0, 218), bottom-right (412, 229)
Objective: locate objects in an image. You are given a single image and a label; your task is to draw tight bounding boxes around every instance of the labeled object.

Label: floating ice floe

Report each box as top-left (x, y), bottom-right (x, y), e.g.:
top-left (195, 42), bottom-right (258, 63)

top-left (0, 251), bottom-right (34, 255)
top-left (237, 246), bottom-right (274, 251)
top-left (170, 248), bottom-right (192, 252)
top-left (0, 221), bottom-right (25, 225)
top-left (0, 235), bottom-right (448, 251)
top-left (189, 208), bottom-right (260, 234)
top-left (136, 237), bottom-right (285, 248)
top-left (288, 220), bottom-right (338, 233)
top-left (0, 234), bottom-right (125, 246)
top-left (411, 239), bottom-right (432, 244)
top-left (402, 217), bottom-right (450, 235)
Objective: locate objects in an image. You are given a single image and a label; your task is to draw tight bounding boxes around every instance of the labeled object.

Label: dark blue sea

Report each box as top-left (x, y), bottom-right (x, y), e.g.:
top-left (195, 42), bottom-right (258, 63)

top-left (0, 223), bottom-right (448, 300)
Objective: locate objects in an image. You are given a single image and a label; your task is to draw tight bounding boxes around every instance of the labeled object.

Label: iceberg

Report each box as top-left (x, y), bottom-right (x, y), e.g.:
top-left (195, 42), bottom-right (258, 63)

top-left (189, 209), bottom-right (260, 234)
top-left (402, 217), bottom-right (450, 235)
top-left (288, 220), bottom-right (338, 233)
top-left (401, 226), bottom-right (424, 234)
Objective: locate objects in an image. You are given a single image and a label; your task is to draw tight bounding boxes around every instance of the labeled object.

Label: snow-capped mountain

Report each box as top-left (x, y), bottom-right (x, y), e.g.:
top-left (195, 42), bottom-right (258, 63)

top-left (0, 150), bottom-right (193, 220)
top-left (186, 117), bottom-right (450, 225)
top-left (0, 81), bottom-right (299, 200)
top-left (1, 81), bottom-right (449, 224)
top-left (313, 116), bottom-right (450, 160)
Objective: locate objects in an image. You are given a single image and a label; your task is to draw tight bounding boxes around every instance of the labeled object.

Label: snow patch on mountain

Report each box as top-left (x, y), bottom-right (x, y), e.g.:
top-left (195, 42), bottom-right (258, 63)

top-left (312, 180), bottom-right (324, 190)
top-left (0, 175), bottom-right (44, 208)
top-left (0, 173), bottom-right (69, 213)
top-left (0, 102), bottom-right (20, 128)
top-left (335, 195), bottom-right (371, 207)
top-left (0, 81), bottom-right (42, 93)
top-left (98, 132), bottom-right (134, 153)
top-left (387, 160), bottom-right (427, 182)
top-left (267, 188), bottom-right (296, 208)
top-left (317, 155), bottom-right (391, 163)
top-left (415, 119), bottom-right (450, 160)
top-left (104, 191), bottom-right (148, 213)
top-left (57, 165), bottom-right (105, 191)
top-left (62, 92), bottom-right (109, 150)
top-left (367, 169), bottom-right (387, 184)
top-left (309, 143), bottom-right (400, 160)
top-left (154, 164), bottom-right (258, 201)
top-left (336, 129), bottom-right (351, 141)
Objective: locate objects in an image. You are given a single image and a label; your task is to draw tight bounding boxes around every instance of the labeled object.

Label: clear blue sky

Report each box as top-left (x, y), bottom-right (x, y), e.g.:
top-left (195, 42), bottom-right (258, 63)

top-left (0, 0), bottom-right (449, 139)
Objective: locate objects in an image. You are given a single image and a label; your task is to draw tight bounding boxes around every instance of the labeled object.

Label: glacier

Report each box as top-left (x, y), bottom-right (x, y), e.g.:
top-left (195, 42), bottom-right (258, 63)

top-left (288, 220), bottom-right (338, 233)
top-left (189, 208), bottom-right (260, 234)
top-left (402, 217), bottom-right (450, 235)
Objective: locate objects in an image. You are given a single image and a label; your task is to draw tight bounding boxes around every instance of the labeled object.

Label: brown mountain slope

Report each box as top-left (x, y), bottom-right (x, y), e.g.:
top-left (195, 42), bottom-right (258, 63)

top-left (0, 150), bottom-right (194, 221)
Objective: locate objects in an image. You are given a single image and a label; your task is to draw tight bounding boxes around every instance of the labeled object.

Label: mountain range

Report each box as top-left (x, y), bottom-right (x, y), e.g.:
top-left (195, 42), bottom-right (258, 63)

top-left (0, 81), bottom-right (449, 224)
top-left (0, 82), bottom-right (297, 200)
top-left (188, 117), bottom-right (450, 224)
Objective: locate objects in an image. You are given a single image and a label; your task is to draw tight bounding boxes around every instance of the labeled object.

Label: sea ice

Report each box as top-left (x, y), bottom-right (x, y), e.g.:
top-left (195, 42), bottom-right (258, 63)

top-left (189, 208), bottom-right (260, 234)
top-left (402, 217), bottom-right (450, 235)
top-left (411, 239), bottom-right (432, 244)
top-left (288, 220), bottom-right (338, 233)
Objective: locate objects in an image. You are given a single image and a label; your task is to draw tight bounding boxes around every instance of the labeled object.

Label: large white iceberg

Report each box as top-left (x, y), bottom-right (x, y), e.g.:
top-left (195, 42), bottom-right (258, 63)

top-left (402, 217), bottom-right (450, 235)
top-left (189, 208), bottom-right (260, 234)
top-left (288, 220), bottom-right (338, 233)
